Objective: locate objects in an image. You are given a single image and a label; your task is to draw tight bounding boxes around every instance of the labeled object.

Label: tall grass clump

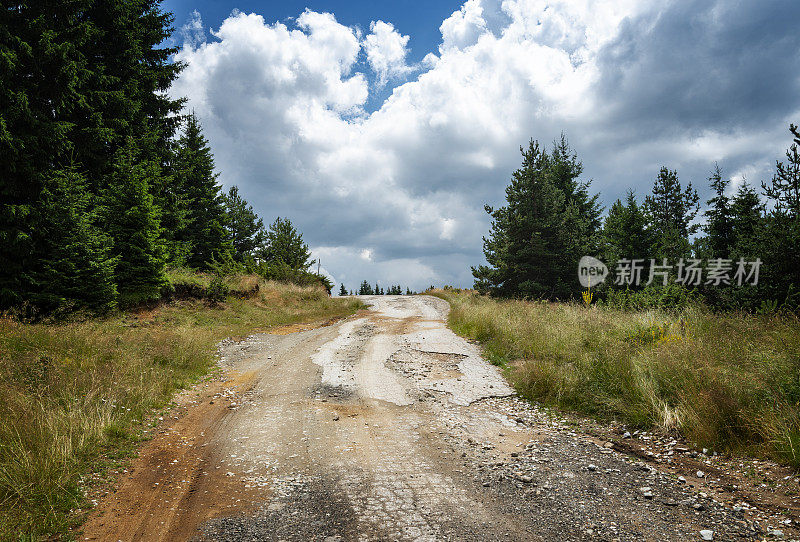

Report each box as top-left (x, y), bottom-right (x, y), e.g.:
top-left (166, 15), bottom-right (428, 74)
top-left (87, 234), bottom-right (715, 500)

top-left (432, 290), bottom-right (800, 468)
top-left (0, 277), bottom-right (363, 538)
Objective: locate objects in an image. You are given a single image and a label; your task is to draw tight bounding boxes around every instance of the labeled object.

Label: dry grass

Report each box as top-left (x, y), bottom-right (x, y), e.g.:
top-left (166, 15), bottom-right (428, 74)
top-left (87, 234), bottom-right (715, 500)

top-left (0, 277), bottom-right (363, 539)
top-left (432, 289), bottom-right (800, 468)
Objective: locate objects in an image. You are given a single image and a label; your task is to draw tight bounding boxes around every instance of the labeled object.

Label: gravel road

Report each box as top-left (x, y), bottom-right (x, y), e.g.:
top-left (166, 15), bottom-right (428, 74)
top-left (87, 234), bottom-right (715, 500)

top-left (83, 295), bottom-right (769, 541)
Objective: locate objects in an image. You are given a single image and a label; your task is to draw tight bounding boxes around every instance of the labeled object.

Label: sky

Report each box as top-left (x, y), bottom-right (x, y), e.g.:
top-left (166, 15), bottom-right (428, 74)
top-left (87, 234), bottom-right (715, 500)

top-left (163, 0), bottom-right (800, 293)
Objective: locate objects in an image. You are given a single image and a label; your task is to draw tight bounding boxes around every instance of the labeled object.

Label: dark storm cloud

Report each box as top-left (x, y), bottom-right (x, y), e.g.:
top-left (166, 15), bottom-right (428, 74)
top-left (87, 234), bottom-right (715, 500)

top-left (597, 1), bottom-right (800, 134)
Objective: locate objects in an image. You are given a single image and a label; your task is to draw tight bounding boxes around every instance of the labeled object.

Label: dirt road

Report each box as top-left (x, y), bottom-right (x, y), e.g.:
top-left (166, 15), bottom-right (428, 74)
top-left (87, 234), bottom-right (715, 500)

top-left (83, 295), bottom-right (767, 541)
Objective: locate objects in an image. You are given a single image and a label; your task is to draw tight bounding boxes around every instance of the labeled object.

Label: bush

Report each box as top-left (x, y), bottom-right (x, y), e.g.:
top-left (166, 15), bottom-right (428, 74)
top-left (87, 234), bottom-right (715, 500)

top-left (206, 274), bottom-right (229, 304)
top-left (600, 283), bottom-right (703, 312)
top-left (164, 268), bottom-right (260, 301)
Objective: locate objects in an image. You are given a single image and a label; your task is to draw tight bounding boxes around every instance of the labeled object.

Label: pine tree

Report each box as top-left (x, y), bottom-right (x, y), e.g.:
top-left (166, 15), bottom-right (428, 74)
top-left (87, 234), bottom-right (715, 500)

top-left (70, 0), bottom-right (184, 187)
top-left (261, 217), bottom-right (314, 270)
top-left (602, 190), bottom-right (651, 269)
top-left (223, 186), bottom-right (264, 262)
top-left (704, 164), bottom-right (733, 258)
top-left (644, 167), bottom-right (699, 261)
top-left (339, 283), bottom-right (347, 296)
top-left (0, 1), bottom-right (94, 308)
top-left (101, 141), bottom-right (166, 307)
top-left (175, 113), bottom-right (230, 267)
top-left (760, 124), bottom-right (800, 306)
top-left (0, 0), bottom-right (183, 312)
top-left (473, 141), bottom-right (561, 297)
top-left (359, 280), bottom-right (373, 295)
top-left (473, 137), bottom-right (601, 299)
top-left (763, 124), bottom-right (800, 218)
top-left (548, 134), bottom-right (603, 238)
top-left (717, 181), bottom-right (766, 309)
top-left (729, 182), bottom-right (763, 257)
top-left (153, 163), bottom-right (192, 266)
top-left (30, 169), bottom-right (118, 314)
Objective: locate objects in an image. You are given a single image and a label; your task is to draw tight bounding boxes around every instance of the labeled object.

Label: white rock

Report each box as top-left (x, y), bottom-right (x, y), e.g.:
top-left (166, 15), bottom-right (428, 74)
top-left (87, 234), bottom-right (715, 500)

top-left (696, 470), bottom-right (705, 478)
top-left (700, 529), bottom-right (714, 540)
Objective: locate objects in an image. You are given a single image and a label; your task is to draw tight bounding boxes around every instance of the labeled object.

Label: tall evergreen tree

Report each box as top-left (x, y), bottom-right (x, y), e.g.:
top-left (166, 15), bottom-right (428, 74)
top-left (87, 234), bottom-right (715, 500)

top-left (760, 124), bottom-right (800, 306)
top-left (729, 182), bottom-right (763, 257)
top-left (71, 0), bottom-right (184, 186)
top-left (30, 168), bottom-right (118, 314)
top-left (473, 137), bottom-right (601, 299)
top-left (174, 113), bottom-right (230, 267)
top-left (644, 167), bottom-right (699, 261)
top-left (703, 164), bottom-right (733, 259)
top-left (100, 141), bottom-right (166, 307)
top-left (714, 181), bottom-right (766, 309)
top-left (261, 217), bottom-right (314, 270)
top-left (0, 0), bottom-right (183, 312)
top-left (602, 190), bottom-right (652, 270)
top-left (0, 1), bottom-right (94, 308)
top-left (223, 186), bottom-right (264, 262)
top-left (153, 162), bottom-right (192, 266)
top-left (548, 134), bottom-right (603, 239)
top-left (339, 283), bottom-right (348, 296)
top-left (763, 124), bottom-right (800, 218)
top-left (358, 280), bottom-right (374, 295)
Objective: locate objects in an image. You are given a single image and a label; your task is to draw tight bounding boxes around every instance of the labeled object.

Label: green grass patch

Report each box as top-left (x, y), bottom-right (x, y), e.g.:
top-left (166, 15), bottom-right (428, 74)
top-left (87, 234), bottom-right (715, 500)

top-left (431, 289), bottom-right (800, 468)
top-left (0, 277), bottom-right (364, 539)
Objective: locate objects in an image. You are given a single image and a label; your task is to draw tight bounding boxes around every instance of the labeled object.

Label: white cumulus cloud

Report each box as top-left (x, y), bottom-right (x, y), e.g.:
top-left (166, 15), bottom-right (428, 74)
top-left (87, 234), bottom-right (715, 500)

top-left (171, 2), bottom-right (800, 291)
top-left (363, 20), bottom-right (412, 87)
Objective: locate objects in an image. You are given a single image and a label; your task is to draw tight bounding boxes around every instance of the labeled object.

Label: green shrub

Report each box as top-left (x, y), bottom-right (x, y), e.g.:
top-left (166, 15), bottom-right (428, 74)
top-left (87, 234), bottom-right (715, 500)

top-left (600, 282), bottom-right (702, 311)
top-left (206, 274), bottom-right (229, 304)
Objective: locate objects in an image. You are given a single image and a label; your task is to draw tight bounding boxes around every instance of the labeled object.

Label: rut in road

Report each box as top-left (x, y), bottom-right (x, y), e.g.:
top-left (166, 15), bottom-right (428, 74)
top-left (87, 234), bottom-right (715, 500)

top-left (83, 295), bottom-right (761, 541)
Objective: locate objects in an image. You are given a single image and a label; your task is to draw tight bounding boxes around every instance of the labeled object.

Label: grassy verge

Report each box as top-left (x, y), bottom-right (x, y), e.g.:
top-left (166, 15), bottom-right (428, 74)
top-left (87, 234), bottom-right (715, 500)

top-left (0, 274), bottom-right (364, 539)
top-left (431, 289), bottom-right (800, 468)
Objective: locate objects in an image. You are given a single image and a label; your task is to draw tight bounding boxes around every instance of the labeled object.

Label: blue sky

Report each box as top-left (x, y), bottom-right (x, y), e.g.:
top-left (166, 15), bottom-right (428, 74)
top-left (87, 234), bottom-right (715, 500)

top-left (164, 0), bottom-right (459, 109)
top-left (165, 0), bottom-right (459, 63)
top-left (165, 0), bottom-right (800, 292)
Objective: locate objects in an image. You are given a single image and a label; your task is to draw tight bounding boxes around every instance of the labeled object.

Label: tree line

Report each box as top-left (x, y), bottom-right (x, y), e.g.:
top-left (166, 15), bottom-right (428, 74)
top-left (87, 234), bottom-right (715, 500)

top-left (0, 1), bottom-right (321, 316)
top-left (474, 128), bottom-right (800, 312)
top-left (337, 282), bottom-right (415, 296)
